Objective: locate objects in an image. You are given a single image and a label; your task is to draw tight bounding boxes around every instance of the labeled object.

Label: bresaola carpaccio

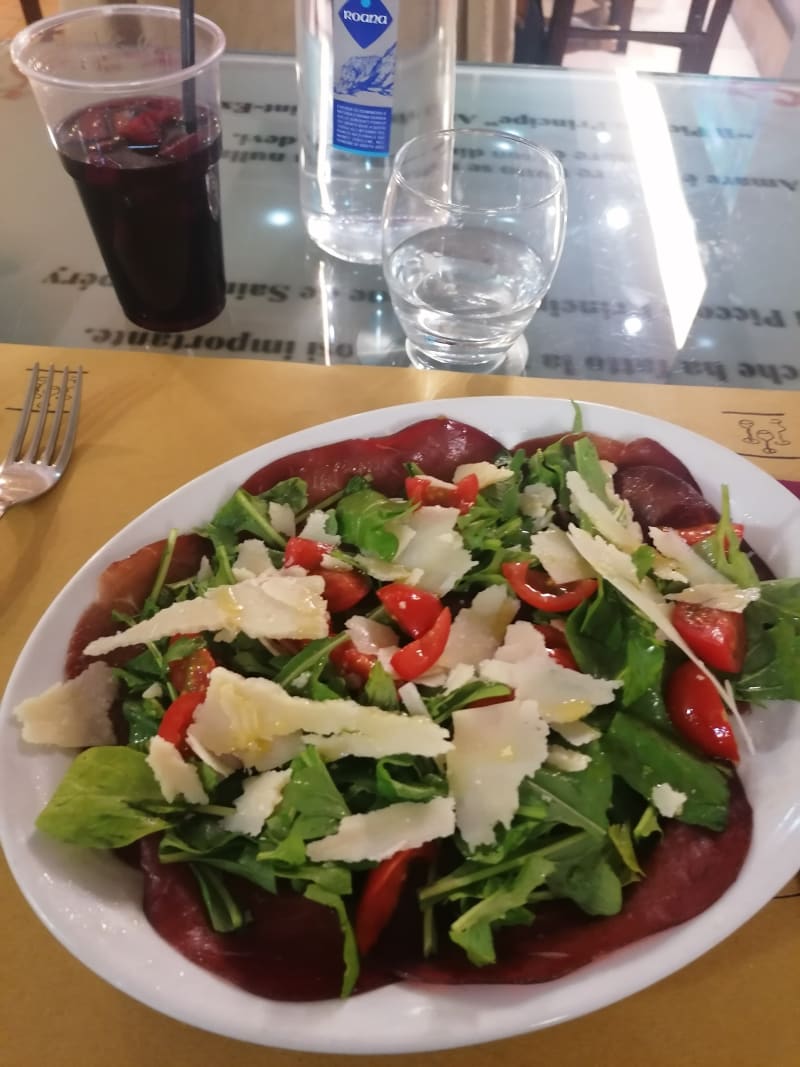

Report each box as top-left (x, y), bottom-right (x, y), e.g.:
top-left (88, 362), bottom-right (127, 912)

top-left (20, 413), bottom-right (793, 1005)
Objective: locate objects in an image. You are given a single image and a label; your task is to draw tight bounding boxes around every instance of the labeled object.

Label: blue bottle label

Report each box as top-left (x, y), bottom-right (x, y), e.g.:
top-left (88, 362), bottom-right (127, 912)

top-left (332, 0), bottom-right (399, 156)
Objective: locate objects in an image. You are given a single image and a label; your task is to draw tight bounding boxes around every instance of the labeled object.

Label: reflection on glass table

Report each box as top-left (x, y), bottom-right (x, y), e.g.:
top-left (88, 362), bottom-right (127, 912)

top-left (1, 50), bottom-right (799, 391)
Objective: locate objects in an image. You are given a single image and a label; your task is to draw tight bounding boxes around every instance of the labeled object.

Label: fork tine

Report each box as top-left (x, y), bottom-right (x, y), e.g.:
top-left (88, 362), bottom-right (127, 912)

top-left (52, 366), bottom-right (83, 474)
top-left (40, 366), bottom-right (70, 466)
top-left (5, 362), bottom-right (39, 464)
top-left (22, 363), bottom-right (55, 463)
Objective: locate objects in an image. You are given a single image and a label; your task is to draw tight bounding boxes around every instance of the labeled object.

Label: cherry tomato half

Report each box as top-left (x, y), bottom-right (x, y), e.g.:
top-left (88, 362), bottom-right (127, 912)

top-left (320, 570), bottom-right (371, 614)
top-left (502, 562), bottom-right (598, 614)
top-left (673, 522), bottom-right (744, 547)
top-left (671, 603), bottom-right (746, 675)
top-left (390, 607), bottom-right (452, 682)
top-left (329, 640), bottom-right (377, 685)
top-left (168, 635), bottom-right (216, 694)
top-left (355, 844), bottom-right (437, 955)
top-left (534, 623), bottom-right (579, 671)
top-left (665, 661), bottom-right (739, 762)
top-left (405, 473), bottom-right (480, 514)
top-left (157, 690), bottom-right (206, 751)
top-left (377, 583), bottom-right (443, 639)
top-left (283, 536), bottom-right (329, 570)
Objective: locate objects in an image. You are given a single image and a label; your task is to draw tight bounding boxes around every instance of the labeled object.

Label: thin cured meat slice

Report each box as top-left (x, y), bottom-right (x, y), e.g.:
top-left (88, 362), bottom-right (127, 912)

top-left (138, 837), bottom-right (392, 1001)
top-left (66, 534), bottom-right (209, 678)
top-left (395, 775), bottom-right (752, 986)
top-left (613, 465), bottom-right (719, 531)
top-left (514, 431), bottom-right (701, 490)
top-left (241, 417), bottom-right (502, 503)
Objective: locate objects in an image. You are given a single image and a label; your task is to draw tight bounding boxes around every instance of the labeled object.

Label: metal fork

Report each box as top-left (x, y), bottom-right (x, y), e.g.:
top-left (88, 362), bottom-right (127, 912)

top-left (0, 363), bottom-right (84, 518)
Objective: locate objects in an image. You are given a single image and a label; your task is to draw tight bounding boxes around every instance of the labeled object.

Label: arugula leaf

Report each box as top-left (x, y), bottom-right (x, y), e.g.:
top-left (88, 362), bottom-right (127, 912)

top-left (122, 697), bottom-right (163, 750)
top-left (546, 845), bottom-right (622, 915)
top-left (733, 580), bottom-right (800, 702)
top-left (304, 884), bottom-right (359, 997)
top-left (363, 662), bottom-right (400, 710)
top-left (693, 487), bottom-right (759, 588)
top-left (522, 749), bottom-right (612, 838)
top-left (449, 854), bottom-right (554, 966)
top-left (335, 489), bottom-right (412, 560)
top-left (261, 477), bottom-right (308, 513)
top-left (374, 754), bottom-right (448, 804)
top-left (604, 713), bottom-right (729, 830)
top-left (424, 680), bottom-right (513, 724)
top-left (209, 488), bottom-right (286, 550)
top-left (190, 864), bottom-right (251, 932)
top-left (573, 436), bottom-right (609, 502)
top-left (36, 747), bottom-right (180, 848)
top-left (567, 582), bottom-right (664, 705)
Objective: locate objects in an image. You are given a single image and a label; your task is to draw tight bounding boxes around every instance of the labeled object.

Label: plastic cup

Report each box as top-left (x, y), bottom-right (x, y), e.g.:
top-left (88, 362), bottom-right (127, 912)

top-left (11, 5), bottom-right (227, 332)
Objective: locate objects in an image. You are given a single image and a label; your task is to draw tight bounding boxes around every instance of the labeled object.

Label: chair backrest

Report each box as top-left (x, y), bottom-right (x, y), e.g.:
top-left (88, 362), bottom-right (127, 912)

top-left (543, 0), bottom-right (735, 74)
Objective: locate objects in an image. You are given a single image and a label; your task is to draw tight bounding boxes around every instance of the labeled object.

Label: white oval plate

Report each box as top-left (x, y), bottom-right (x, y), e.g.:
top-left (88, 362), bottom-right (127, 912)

top-left (2, 396), bottom-right (800, 1054)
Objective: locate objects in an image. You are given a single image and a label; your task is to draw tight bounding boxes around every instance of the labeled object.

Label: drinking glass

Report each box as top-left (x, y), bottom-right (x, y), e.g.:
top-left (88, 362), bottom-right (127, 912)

top-left (382, 127), bottom-right (566, 372)
top-left (11, 5), bottom-right (227, 332)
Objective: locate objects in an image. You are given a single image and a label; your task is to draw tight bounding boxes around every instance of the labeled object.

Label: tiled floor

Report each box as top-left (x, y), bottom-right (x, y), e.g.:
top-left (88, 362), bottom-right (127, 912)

top-left (1, 0), bottom-right (760, 77)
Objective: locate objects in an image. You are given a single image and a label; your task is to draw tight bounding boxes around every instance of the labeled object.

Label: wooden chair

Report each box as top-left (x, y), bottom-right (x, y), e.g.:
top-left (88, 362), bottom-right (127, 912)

top-left (544, 0), bottom-right (735, 74)
top-left (20, 0), bottom-right (43, 22)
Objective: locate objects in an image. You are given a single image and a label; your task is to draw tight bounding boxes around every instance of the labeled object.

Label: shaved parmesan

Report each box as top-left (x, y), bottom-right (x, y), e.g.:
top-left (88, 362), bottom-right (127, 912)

top-left (146, 736), bottom-right (208, 804)
top-left (448, 698), bottom-right (549, 848)
top-left (185, 728), bottom-right (238, 777)
top-left (649, 527), bottom-right (729, 587)
top-left (520, 483), bottom-right (556, 528)
top-left (530, 528), bottom-right (596, 584)
top-left (398, 682), bottom-right (429, 716)
top-left (551, 719), bottom-right (602, 746)
top-left (306, 796), bottom-right (456, 862)
top-left (233, 539), bottom-right (275, 580)
top-left (566, 526), bottom-right (744, 723)
top-left (191, 667), bottom-right (451, 766)
top-left (651, 782), bottom-right (687, 819)
top-left (251, 733), bottom-right (306, 771)
top-left (453, 461), bottom-right (513, 489)
top-left (301, 510), bottom-right (340, 546)
top-left (666, 584), bottom-right (760, 613)
top-left (83, 571), bottom-right (329, 656)
top-left (444, 663), bottom-right (476, 692)
top-left (546, 745), bottom-right (592, 772)
top-left (479, 622), bottom-right (619, 723)
top-left (356, 556), bottom-right (423, 586)
top-left (268, 501), bottom-right (296, 538)
top-left (222, 769), bottom-right (292, 835)
top-left (566, 470), bottom-right (643, 552)
top-left (392, 506), bottom-right (474, 595)
top-left (14, 662), bottom-right (118, 748)
top-left (345, 615), bottom-right (398, 655)
top-left (438, 585), bottom-right (518, 669)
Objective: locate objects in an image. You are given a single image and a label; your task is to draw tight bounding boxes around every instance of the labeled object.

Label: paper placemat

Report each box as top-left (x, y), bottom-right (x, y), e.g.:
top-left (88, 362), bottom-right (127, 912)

top-left (1, 343), bottom-right (799, 1067)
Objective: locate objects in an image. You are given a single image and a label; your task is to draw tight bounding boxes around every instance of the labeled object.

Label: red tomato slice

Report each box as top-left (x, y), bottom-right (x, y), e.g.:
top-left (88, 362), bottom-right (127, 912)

top-left (355, 844), bottom-right (436, 955)
top-left (157, 690), bottom-right (206, 750)
top-left (320, 570), bottom-right (370, 614)
top-left (671, 603), bottom-right (746, 674)
top-left (502, 562), bottom-right (598, 613)
top-left (283, 536), bottom-right (329, 570)
top-left (404, 473), bottom-right (479, 514)
top-left (168, 635), bottom-right (216, 694)
top-left (533, 623), bottom-right (579, 670)
top-left (390, 607), bottom-right (452, 682)
top-left (377, 583), bottom-right (442, 639)
top-left (673, 522), bottom-right (744, 547)
top-left (329, 640), bottom-right (377, 684)
top-left (665, 661), bottom-right (739, 762)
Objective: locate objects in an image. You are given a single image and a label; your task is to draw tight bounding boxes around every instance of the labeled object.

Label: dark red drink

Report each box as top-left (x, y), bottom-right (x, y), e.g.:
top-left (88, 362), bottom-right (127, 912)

top-left (56, 96), bottom-right (226, 331)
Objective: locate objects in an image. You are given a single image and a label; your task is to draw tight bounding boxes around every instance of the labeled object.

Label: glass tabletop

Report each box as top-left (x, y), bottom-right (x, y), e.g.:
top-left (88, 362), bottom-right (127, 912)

top-left (2, 48), bottom-right (799, 390)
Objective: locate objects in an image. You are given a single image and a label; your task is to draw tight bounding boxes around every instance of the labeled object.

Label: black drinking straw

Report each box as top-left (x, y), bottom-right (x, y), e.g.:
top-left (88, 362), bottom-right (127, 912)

top-left (180, 0), bottom-right (197, 133)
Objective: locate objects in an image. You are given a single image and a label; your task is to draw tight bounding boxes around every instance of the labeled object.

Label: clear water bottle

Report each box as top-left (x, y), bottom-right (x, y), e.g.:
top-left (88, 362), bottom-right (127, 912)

top-left (295, 0), bottom-right (457, 264)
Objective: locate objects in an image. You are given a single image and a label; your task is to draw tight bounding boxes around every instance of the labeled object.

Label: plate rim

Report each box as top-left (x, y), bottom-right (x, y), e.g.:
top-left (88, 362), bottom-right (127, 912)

top-left (2, 394), bottom-right (800, 1054)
